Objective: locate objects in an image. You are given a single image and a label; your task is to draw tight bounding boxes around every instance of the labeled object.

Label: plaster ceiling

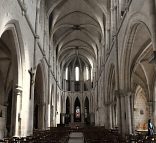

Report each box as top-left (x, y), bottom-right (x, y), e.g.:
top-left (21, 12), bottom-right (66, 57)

top-left (47, 0), bottom-right (109, 69)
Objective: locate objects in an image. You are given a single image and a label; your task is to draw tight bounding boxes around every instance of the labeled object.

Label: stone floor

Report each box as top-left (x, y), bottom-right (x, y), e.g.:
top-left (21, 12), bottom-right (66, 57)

top-left (68, 132), bottom-right (84, 143)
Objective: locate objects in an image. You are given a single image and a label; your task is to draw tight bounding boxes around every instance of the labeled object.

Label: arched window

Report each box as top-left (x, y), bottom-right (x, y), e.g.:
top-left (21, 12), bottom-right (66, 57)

top-left (75, 67), bottom-right (79, 81)
top-left (86, 67), bottom-right (89, 80)
top-left (65, 67), bottom-right (68, 80)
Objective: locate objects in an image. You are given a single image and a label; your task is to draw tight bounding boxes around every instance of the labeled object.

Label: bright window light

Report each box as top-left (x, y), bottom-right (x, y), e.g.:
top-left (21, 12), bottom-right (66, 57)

top-left (65, 68), bottom-right (68, 80)
top-left (48, 104), bottom-right (50, 127)
top-left (75, 67), bottom-right (79, 81)
top-left (86, 67), bottom-right (89, 80)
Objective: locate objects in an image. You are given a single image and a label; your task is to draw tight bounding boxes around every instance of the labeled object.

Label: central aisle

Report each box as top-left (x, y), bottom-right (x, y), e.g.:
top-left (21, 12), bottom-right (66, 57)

top-left (68, 132), bottom-right (84, 143)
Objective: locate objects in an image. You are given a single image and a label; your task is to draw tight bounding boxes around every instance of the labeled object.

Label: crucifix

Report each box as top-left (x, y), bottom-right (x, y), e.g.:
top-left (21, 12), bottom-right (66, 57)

top-left (28, 68), bottom-right (35, 99)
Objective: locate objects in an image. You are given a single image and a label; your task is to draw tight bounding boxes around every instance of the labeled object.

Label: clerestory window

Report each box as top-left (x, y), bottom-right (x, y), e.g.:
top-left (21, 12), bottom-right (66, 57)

top-left (75, 67), bottom-right (79, 81)
top-left (86, 67), bottom-right (89, 80)
top-left (65, 67), bottom-right (68, 80)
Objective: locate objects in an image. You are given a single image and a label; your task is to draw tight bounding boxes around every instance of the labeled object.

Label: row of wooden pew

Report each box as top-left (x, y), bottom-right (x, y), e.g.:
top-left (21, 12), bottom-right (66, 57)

top-left (125, 132), bottom-right (156, 143)
top-left (3, 126), bottom-right (155, 143)
top-left (0, 127), bottom-right (70, 143)
top-left (82, 126), bottom-right (125, 143)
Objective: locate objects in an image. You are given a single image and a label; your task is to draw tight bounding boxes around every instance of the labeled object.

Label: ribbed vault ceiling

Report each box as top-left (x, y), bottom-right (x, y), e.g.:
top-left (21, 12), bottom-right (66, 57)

top-left (47, 0), bottom-right (108, 69)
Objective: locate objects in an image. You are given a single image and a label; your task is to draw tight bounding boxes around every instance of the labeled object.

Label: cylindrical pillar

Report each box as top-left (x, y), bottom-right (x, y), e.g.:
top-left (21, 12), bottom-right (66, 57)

top-left (126, 93), bottom-right (132, 134)
top-left (120, 95), bottom-right (126, 135)
top-left (14, 86), bottom-right (22, 137)
top-left (60, 113), bottom-right (65, 124)
top-left (90, 112), bottom-right (95, 125)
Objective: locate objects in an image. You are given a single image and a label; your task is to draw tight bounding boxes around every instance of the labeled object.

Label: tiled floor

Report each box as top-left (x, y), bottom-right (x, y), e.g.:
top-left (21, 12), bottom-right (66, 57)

top-left (68, 132), bottom-right (84, 143)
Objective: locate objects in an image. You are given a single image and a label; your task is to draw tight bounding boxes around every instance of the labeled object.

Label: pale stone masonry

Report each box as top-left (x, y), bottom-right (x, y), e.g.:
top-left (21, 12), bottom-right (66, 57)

top-left (0, 0), bottom-right (156, 139)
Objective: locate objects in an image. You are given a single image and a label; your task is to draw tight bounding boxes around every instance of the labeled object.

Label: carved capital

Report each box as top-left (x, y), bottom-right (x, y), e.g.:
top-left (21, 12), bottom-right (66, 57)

top-left (15, 85), bottom-right (22, 95)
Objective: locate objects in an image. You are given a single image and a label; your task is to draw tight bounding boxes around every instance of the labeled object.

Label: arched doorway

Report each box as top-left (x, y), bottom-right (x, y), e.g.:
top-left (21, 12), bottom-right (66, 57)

top-left (84, 97), bottom-right (89, 124)
top-left (33, 64), bottom-right (45, 130)
top-left (74, 97), bottom-right (81, 122)
top-left (65, 97), bottom-right (70, 124)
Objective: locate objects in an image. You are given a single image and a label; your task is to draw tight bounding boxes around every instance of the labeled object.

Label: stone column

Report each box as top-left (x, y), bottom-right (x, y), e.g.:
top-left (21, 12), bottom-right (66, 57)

top-left (38, 103), bottom-right (44, 129)
top-left (65, 79), bottom-right (67, 91)
top-left (105, 20), bottom-right (110, 51)
top-left (47, 63), bottom-right (52, 128)
top-left (90, 112), bottom-right (95, 125)
top-left (126, 92), bottom-right (132, 134)
top-left (80, 69), bottom-right (83, 91)
top-left (120, 95), bottom-right (126, 135)
top-left (71, 68), bottom-right (75, 92)
top-left (113, 104), bottom-right (117, 128)
top-left (148, 101), bottom-right (153, 119)
top-left (71, 97), bottom-right (74, 123)
top-left (50, 105), bottom-right (54, 127)
top-left (114, 90), bottom-right (122, 133)
top-left (14, 85), bottom-right (22, 137)
top-left (79, 95), bottom-right (83, 123)
top-left (47, 104), bottom-right (51, 128)
top-left (153, 99), bottom-right (156, 129)
top-left (110, 0), bottom-right (116, 38)
top-left (147, 101), bottom-right (154, 130)
top-left (60, 113), bottom-right (65, 124)
top-left (109, 105), bottom-right (113, 129)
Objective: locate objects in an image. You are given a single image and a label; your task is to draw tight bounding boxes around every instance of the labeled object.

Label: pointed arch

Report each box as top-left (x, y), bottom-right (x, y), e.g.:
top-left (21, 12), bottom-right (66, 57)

top-left (0, 20), bottom-right (24, 137)
top-left (120, 14), bottom-right (152, 91)
top-left (74, 97), bottom-right (81, 122)
top-left (65, 96), bottom-right (70, 124)
top-left (34, 62), bottom-right (46, 130)
top-left (0, 20), bottom-right (25, 87)
top-left (84, 96), bottom-right (89, 111)
top-left (66, 96), bottom-right (70, 114)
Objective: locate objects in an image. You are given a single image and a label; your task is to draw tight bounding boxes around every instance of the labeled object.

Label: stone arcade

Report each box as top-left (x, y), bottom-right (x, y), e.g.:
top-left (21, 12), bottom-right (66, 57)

top-left (0, 0), bottom-right (156, 141)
